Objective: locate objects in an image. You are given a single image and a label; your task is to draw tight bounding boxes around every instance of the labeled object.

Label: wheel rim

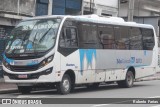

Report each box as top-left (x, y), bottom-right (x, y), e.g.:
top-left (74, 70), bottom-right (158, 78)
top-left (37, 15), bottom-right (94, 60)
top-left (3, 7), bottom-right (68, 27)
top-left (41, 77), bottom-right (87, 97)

top-left (63, 79), bottom-right (70, 92)
top-left (127, 73), bottom-right (133, 86)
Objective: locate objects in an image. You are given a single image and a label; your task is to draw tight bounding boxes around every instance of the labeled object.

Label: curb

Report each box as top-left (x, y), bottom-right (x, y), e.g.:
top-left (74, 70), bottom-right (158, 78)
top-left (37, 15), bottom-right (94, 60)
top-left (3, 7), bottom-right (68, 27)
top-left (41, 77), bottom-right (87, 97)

top-left (0, 79), bottom-right (18, 94)
top-left (0, 88), bottom-right (18, 94)
top-left (136, 75), bottom-right (160, 82)
top-left (0, 78), bottom-right (4, 82)
top-left (136, 78), bottom-right (160, 82)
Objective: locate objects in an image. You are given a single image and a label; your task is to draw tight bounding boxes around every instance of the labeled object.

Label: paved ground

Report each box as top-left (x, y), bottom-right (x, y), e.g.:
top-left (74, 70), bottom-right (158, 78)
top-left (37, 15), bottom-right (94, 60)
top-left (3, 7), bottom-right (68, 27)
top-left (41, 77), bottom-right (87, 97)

top-left (0, 72), bottom-right (160, 107)
top-left (0, 80), bottom-right (160, 107)
top-left (0, 78), bottom-right (17, 94)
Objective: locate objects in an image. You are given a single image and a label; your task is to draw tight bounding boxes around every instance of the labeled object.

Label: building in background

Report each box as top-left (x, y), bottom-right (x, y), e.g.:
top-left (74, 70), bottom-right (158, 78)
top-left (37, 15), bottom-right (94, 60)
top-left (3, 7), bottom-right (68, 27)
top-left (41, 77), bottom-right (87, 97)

top-left (120, 0), bottom-right (160, 17)
top-left (0, 0), bottom-right (36, 37)
top-left (0, 0), bottom-right (36, 76)
top-left (36, 0), bottom-right (82, 16)
top-left (83, 0), bottom-right (119, 16)
top-left (119, 0), bottom-right (160, 37)
top-left (0, 0), bottom-right (36, 67)
top-left (0, 0), bottom-right (83, 38)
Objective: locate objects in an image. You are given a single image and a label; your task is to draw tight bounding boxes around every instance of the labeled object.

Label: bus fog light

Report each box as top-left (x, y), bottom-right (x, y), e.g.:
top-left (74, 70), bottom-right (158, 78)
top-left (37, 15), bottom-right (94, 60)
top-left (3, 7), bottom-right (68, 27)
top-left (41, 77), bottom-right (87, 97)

top-left (44, 67), bottom-right (53, 75)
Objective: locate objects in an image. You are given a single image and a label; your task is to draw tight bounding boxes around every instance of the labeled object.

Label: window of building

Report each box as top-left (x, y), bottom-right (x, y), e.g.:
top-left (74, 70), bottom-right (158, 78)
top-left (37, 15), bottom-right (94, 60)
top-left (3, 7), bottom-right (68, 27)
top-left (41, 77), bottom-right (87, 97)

top-left (130, 27), bottom-right (143, 50)
top-left (142, 28), bottom-right (155, 50)
top-left (98, 25), bottom-right (115, 49)
top-left (36, 0), bottom-right (48, 16)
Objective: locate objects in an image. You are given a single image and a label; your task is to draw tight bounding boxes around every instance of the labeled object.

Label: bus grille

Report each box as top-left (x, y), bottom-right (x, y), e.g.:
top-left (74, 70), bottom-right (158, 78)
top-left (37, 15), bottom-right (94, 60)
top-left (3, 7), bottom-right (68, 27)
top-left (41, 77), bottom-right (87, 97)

top-left (9, 65), bottom-right (39, 72)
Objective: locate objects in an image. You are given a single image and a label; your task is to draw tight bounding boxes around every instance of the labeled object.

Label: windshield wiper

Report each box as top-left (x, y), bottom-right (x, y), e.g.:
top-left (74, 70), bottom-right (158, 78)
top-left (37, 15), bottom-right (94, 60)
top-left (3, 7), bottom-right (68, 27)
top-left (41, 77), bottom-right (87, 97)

top-left (38, 27), bottom-right (53, 42)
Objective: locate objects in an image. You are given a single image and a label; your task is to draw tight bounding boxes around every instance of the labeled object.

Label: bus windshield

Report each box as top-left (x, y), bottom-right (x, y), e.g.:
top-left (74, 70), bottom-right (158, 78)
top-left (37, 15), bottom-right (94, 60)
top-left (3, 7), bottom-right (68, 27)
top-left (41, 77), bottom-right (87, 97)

top-left (5, 18), bottom-right (62, 56)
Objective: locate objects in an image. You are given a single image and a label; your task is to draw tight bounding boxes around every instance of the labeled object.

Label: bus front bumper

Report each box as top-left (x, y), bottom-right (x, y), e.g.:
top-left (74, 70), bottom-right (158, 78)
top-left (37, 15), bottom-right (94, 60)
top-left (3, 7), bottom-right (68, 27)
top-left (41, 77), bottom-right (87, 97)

top-left (3, 67), bottom-right (58, 83)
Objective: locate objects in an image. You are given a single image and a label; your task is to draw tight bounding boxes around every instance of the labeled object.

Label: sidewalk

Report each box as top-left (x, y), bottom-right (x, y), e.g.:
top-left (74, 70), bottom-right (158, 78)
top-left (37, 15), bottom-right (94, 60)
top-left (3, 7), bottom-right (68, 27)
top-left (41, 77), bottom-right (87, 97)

top-left (0, 78), bottom-right (18, 94)
top-left (136, 72), bottom-right (160, 82)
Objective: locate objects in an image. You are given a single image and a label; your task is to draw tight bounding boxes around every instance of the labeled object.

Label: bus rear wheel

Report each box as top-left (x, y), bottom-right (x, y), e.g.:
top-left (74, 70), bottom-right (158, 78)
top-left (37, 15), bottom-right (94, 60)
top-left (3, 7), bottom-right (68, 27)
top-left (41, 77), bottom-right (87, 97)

top-left (18, 86), bottom-right (32, 94)
top-left (117, 71), bottom-right (134, 88)
top-left (56, 74), bottom-right (72, 95)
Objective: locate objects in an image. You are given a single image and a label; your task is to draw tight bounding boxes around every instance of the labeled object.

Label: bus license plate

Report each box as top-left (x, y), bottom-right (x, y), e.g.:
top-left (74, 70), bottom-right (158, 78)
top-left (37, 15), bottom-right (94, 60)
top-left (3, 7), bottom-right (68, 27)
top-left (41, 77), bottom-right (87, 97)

top-left (18, 75), bottom-right (28, 79)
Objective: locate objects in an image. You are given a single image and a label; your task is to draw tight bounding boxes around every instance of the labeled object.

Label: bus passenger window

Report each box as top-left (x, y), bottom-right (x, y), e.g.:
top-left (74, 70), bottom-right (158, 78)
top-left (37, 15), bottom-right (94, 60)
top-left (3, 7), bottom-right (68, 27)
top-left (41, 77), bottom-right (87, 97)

top-left (59, 27), bottom-right (78, 48)
top-left (130, 27), bottom-right (143, 50)
top-left (115, 26), bottom-right (129, 50)
top-left (142, 28), bottom-right (155, 50)
top-left (98, 25), bottom-right (116, 49)
top-left (79, 23), bottom-right (99, 49)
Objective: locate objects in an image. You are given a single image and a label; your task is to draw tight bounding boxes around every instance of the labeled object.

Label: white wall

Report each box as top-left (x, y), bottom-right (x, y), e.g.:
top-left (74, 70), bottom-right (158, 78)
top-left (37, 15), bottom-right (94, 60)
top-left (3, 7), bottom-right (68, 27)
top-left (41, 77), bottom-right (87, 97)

top-left (119, 4), bottom-right (154, 17)
top-left (84, 0), bottom-right (118, 8)
top-left (119, 1), bottom-right (160, 17)
top-left (83, 0), bottom-right (118, 16)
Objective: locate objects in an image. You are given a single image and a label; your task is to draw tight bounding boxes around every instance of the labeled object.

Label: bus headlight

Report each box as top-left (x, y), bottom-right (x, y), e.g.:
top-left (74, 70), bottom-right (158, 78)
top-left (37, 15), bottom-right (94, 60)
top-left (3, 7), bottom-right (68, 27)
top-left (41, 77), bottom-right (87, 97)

top-left (39, 55), bottom-right (54, 68)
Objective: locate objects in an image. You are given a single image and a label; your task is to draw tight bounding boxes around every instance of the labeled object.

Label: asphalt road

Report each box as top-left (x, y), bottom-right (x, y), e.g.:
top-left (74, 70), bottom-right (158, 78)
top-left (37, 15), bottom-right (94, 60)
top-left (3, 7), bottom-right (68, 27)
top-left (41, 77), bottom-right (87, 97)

top-left (0, 80), bottom-right (160, 107)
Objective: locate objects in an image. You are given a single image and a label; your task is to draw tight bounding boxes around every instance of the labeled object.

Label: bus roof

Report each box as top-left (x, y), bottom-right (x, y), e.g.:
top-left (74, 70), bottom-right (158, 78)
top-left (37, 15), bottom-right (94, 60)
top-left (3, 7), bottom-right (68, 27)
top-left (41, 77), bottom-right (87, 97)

top-left (23, 14), bottom-right (154, 29)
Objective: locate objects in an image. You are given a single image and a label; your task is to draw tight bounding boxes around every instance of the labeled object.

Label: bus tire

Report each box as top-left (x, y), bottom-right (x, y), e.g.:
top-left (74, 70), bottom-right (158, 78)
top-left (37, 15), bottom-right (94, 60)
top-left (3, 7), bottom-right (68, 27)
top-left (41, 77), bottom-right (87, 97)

top-left (56, 74), bottom-right (71, 95)
top-left (18, 86), bottom-right (32, 94)
top-left (117, 71), bottom-right (134, 88)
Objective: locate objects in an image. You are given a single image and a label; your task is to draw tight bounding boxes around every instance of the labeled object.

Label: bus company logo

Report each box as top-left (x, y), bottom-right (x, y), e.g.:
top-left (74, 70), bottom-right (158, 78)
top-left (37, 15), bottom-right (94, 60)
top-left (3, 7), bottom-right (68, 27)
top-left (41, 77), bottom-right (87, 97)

top-left (117, 57), bottom-right (135, 64)
top-left (66, 63), bottom-right (75, 67)
top-left (117, 57), bottom-right (142, 64)
top-left (117, 59), bottom-right (130, 64)
top-left (2, 99), bottom-right (11, 104)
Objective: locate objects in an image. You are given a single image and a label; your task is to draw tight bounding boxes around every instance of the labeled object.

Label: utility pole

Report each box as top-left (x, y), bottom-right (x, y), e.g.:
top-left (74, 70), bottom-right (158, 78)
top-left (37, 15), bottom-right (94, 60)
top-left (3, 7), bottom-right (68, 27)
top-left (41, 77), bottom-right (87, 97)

top-left (17, 0), bottom-right (20, 15)
top-left (128, 0), bottom-right (135, 21)
top-left (90, 0), bottom-right (92, 13)
top-left (48, 0), bottom-right (53, 15)
top-left (81, 0), bottom-right (84, 15)
top-left (118, 0), bottom-right (121, 17)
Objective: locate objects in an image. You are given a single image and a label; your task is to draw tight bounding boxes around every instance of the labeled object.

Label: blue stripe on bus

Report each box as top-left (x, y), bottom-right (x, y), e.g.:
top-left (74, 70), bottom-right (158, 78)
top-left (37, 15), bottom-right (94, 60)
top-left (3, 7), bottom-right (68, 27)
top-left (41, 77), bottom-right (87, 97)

top-left (79, 49), bottom-right (96, 75)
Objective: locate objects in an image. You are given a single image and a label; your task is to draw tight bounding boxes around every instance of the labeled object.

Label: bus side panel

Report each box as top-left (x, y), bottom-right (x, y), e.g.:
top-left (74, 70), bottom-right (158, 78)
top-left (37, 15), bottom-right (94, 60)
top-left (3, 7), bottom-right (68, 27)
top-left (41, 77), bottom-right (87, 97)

top-left (133, 50), bottom-right (155, 79)
top-left (105, 69), bottom-right (124, 82)
top-left (115, 50), bottom-right (131, 81)
top-left (96, 50), bottom-right (125, 82)
top-left (96, 50), bottom-right (116, 70)
top-left (52, 51), bottom-right (62, 82)
top-left (77, 49), bottom-right (96, 83)
top-left (59, 50), bottom-right (80, 83)
top-left (95, 50), bottom-right (123, 82)
top-left (95, 70), bottom-right (105, 82)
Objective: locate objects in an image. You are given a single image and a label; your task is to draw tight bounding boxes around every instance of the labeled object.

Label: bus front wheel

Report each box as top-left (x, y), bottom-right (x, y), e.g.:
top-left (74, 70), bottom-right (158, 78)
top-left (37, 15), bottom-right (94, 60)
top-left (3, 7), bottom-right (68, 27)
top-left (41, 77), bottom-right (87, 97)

top-left (117, 71), bottom-right (134, 88)
top-left (56, 74), bottom-right (72, 95)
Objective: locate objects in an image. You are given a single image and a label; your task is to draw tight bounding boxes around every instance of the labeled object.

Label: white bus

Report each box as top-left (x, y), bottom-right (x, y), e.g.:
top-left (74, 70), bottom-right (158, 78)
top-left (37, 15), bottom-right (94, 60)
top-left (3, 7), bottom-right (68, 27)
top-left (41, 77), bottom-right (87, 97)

top-left (2, 15), bottom-right (158, 94)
